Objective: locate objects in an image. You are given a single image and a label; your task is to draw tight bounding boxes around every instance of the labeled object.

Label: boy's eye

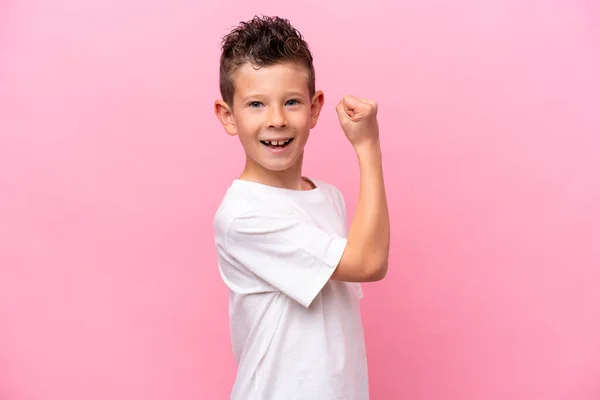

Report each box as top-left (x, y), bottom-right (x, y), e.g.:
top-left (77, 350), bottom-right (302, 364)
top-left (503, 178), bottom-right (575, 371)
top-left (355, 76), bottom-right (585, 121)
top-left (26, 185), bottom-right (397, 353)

top-left (286, 99), bottom-right (300, 106)
top-left (248, 101), bottom-right (263, 108)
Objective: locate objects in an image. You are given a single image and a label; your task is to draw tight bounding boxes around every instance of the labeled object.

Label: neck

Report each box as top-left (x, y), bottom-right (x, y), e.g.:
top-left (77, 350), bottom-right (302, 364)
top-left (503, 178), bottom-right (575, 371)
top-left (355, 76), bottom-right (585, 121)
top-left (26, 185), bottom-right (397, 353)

top-left (240, 152), bottom-right (308, 190)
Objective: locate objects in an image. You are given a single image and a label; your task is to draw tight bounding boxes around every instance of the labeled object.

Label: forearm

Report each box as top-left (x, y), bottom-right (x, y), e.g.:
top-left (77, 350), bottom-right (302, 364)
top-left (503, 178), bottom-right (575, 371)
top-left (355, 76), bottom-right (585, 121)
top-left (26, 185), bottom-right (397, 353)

top-left (346, 140), bottom-right (390, 278)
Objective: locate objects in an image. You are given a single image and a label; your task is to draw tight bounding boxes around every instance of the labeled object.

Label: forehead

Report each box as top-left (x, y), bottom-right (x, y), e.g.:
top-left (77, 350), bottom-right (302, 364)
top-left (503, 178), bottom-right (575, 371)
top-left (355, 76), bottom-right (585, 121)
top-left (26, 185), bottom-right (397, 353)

top-left (232, 62), bottom-right (309, 97)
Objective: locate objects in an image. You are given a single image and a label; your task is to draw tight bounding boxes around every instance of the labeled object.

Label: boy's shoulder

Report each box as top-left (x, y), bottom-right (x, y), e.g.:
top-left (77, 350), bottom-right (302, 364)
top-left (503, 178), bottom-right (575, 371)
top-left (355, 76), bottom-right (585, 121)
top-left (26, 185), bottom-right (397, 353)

top-left (212, 181), bottom-right (258, 235)
top-left (213, 178), bottom-right (345, 231)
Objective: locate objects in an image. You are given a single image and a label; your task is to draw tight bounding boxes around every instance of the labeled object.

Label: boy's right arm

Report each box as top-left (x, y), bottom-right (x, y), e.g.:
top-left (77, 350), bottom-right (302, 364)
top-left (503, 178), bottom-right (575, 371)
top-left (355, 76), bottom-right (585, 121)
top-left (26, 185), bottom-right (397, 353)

top-left (331, 95), bottom-right (390, 283)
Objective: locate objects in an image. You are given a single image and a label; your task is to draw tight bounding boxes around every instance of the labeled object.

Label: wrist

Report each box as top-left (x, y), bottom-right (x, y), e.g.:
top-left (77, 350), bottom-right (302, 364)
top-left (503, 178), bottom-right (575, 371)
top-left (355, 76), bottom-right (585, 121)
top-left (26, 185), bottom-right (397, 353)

top-left (354, 139), bottom-right (382, 158)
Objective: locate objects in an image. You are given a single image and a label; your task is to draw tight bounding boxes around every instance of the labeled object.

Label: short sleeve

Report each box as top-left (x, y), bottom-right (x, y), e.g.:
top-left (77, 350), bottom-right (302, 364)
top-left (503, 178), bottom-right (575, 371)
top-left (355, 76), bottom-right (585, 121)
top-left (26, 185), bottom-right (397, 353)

top-left (226, 211), bottom-right (347, 308)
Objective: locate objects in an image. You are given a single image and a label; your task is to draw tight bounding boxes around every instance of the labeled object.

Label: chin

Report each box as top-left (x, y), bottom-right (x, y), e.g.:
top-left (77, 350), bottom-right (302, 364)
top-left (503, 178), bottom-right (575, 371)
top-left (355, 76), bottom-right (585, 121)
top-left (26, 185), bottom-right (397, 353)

top-left (246, 144), bottom-right (304, 173)
top-left (260, 161), bottom-right (295, 172)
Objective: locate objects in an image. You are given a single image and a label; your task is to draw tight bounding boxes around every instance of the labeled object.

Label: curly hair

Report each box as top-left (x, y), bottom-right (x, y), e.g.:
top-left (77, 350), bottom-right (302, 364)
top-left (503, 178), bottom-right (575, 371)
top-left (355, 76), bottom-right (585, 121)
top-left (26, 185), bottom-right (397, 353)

top-left (219, 16), bottom-right (316, 107)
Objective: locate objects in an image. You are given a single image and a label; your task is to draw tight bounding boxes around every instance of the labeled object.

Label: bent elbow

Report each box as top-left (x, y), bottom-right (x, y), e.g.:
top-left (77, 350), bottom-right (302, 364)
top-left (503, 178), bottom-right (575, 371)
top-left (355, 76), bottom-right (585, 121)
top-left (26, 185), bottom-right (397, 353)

top-left (365, 258), bottom-right (388, 282)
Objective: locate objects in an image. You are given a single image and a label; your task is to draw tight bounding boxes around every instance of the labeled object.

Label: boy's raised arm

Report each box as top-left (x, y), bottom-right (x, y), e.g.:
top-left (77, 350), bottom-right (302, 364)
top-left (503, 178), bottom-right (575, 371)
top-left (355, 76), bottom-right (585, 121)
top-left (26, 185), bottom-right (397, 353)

top-left (331, 95), bottom-right (390, 283)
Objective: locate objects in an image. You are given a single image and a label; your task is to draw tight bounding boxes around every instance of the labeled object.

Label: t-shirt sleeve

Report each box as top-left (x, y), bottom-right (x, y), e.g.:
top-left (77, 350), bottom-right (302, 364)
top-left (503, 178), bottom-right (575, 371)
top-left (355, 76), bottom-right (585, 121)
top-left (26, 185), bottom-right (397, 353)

top-left (226, 210), bottom-right (347, 308)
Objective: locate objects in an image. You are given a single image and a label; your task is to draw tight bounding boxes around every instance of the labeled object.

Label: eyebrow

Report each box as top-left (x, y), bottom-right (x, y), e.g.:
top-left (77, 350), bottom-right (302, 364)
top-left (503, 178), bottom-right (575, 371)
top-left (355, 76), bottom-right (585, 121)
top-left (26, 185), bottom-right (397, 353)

top-left (240, 95), bottom-right (262, 103)
top-left (241, 92), bottom-right (306, 103)
top-left (285, 92), bottom-right (305, 98)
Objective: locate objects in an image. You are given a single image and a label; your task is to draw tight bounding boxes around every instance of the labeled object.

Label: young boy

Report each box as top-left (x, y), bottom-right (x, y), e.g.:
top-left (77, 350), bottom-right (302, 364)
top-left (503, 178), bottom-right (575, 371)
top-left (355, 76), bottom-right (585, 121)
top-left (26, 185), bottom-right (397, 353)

top-left (213, 16), bottom-right (390, 400)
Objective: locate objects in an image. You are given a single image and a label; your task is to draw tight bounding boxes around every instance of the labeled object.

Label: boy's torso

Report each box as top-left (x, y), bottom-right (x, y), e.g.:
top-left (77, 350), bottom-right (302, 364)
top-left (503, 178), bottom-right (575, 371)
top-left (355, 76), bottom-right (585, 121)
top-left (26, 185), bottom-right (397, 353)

top-left (213, 179), bottom-right (369, 400)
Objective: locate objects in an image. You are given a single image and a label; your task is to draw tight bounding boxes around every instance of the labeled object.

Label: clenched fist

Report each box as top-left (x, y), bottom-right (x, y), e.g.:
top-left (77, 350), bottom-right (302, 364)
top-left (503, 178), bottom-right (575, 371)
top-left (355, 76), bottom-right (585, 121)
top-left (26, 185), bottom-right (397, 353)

top-left (336, 95), bottom-right (379, 148)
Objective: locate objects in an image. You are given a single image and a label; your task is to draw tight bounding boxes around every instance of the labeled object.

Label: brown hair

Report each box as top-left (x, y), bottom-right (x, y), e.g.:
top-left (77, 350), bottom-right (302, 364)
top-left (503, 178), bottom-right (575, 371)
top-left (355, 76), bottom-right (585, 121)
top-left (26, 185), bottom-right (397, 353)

top-left (219, 16), bottom-right (316, 107)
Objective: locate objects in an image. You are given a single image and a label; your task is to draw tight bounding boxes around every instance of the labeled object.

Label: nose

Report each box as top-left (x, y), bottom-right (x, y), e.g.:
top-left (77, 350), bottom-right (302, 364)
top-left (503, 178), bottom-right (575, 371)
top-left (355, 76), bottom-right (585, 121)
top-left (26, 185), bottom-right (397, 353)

top-left (267, 106), bottom-right (287, 129)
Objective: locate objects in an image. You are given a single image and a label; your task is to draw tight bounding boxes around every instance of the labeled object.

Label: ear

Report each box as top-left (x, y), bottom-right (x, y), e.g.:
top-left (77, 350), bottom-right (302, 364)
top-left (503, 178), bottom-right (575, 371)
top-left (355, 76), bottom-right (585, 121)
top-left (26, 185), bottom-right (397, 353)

top-left (214, 100), bottom-right (238, 136)
top-left (309, 90), bottom-right (325, 129)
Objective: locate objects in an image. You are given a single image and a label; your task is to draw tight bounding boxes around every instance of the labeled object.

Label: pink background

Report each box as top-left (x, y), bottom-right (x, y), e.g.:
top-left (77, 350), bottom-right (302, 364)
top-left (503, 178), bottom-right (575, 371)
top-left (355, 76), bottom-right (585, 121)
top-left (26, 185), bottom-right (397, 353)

top-left (1, 0), bottom-right (599, 399)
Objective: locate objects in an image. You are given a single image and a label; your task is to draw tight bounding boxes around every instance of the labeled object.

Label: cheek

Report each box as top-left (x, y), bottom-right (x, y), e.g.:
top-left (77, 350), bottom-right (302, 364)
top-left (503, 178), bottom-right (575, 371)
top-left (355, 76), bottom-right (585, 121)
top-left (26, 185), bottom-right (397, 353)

top-left (235, 113), bottom-right (261, 134)
top-left (289, 111), bottom-right (311, 128)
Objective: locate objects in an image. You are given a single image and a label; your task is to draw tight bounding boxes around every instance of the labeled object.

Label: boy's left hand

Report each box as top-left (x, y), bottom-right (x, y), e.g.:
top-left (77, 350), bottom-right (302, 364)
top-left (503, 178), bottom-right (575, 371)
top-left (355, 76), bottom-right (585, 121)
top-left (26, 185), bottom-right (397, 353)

top-left (335, 95), bottom-right (380, 149)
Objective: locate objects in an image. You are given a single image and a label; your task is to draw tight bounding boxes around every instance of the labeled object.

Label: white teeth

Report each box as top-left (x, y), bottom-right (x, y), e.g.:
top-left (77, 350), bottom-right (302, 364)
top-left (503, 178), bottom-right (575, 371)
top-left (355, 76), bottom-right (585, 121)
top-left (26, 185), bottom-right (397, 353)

top-left (262, 139), bottom-right (292, 146)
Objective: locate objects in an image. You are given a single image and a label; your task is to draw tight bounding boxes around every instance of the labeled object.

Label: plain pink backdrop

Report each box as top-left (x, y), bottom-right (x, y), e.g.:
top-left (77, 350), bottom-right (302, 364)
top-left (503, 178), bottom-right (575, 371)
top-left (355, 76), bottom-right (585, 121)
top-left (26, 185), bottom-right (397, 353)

top-left (1, 0), bottom-right (599, 399)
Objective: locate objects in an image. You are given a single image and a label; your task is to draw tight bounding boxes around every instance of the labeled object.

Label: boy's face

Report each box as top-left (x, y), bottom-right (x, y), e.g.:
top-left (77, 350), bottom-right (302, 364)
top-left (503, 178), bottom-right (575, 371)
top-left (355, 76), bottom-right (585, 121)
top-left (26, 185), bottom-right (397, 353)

top-left (215, 61), bottom-right (324, 177)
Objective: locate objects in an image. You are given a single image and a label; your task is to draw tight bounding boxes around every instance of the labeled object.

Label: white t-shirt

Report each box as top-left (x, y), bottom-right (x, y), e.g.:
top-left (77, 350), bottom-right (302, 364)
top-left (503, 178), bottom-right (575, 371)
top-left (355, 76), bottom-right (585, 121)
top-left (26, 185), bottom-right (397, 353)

top-left (213, 178), bottom-right (369, 400)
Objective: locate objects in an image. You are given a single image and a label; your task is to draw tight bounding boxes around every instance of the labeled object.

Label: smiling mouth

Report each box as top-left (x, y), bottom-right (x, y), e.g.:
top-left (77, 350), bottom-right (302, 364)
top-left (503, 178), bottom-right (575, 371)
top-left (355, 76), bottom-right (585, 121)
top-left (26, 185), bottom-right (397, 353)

top-left (260, 138), bottom-right (294, 149)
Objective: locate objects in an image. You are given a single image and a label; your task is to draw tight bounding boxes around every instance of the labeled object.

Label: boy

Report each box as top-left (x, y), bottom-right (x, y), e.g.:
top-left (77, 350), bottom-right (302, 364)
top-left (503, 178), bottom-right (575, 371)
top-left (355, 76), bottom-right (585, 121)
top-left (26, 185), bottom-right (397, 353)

top-left (213, 16), bottom-right (390, 400)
